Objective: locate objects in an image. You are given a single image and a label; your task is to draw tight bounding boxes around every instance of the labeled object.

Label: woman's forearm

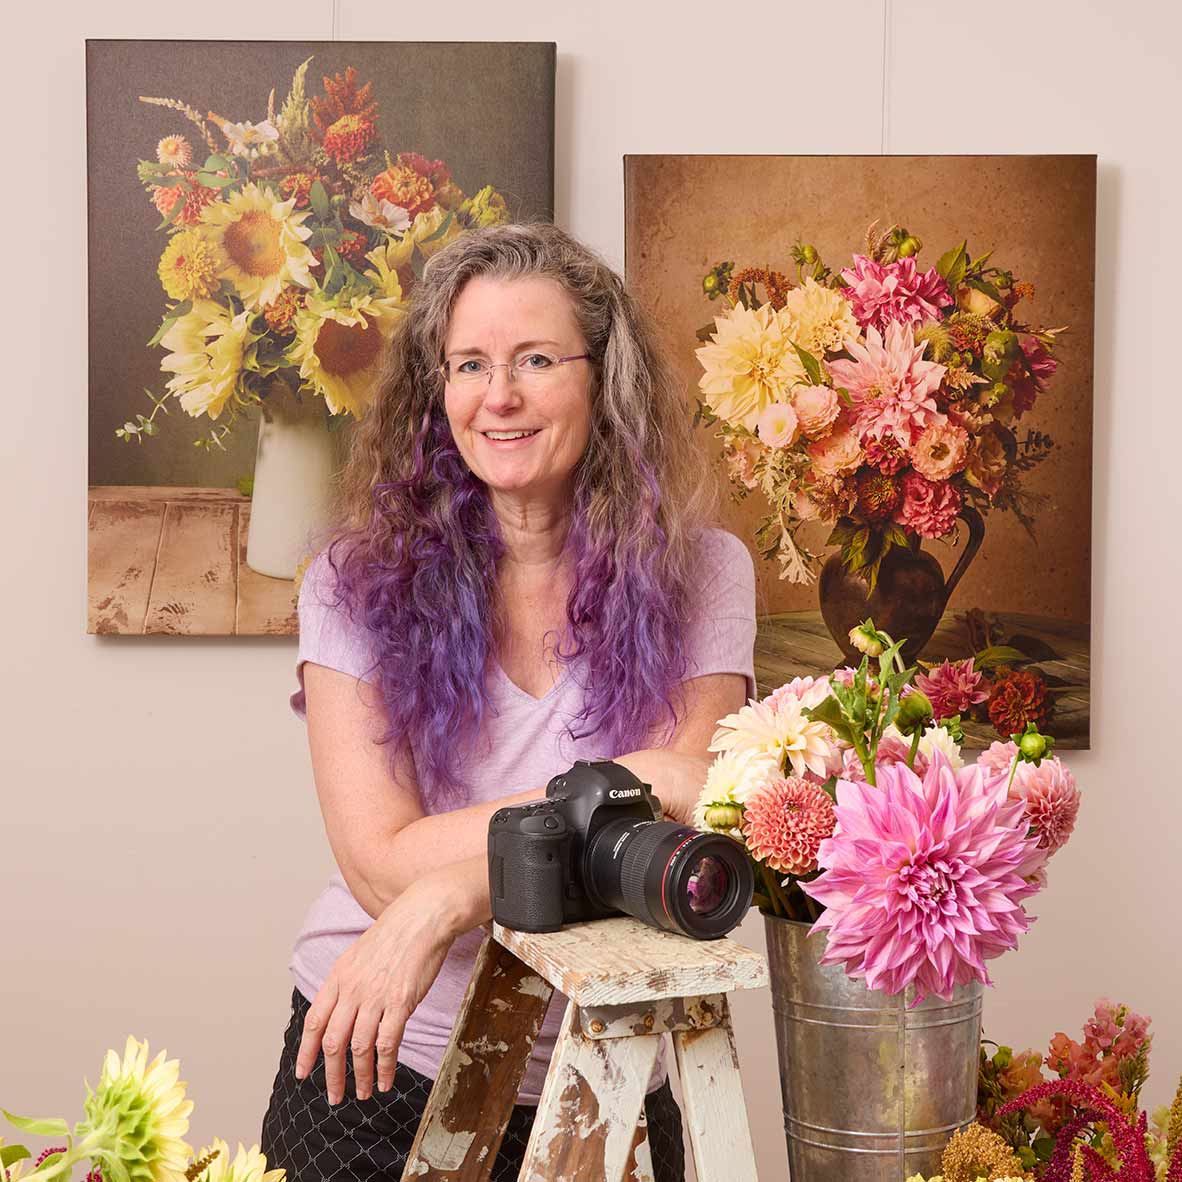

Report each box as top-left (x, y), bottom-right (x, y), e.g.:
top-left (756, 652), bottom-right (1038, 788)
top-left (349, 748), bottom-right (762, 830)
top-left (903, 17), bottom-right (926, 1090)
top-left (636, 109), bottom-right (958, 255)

top-left (350, 748), bottom-right (709, 920)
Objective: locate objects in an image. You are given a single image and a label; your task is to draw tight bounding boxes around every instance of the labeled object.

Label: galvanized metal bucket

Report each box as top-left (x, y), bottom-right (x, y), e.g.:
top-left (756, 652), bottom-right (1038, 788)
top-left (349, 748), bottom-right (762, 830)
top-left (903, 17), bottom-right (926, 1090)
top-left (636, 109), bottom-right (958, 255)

top-left (765, 914), bottom-right (983, 1181)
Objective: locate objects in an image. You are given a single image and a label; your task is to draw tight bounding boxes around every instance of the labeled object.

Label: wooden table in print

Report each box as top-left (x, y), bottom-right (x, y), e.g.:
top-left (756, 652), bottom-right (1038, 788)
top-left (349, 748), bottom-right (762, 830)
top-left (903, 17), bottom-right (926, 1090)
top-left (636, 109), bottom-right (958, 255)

top-left (87, 486), bottom-right (298, 636)
top-left (756, 609), bottom-right (1090, 748)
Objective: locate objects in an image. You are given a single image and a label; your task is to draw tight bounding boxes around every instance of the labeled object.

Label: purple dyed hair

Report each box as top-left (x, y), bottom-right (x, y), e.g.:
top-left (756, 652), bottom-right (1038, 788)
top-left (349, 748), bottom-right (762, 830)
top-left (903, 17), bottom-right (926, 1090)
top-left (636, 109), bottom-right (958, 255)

top-left (308, 221), bottom-right (721, 810)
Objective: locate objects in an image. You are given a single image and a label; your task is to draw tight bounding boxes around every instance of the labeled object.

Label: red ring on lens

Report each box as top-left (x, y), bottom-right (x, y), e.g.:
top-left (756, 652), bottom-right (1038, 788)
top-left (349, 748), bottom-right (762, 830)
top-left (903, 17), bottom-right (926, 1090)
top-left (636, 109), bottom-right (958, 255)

top-left (659, 834), bottom-right (700, 921)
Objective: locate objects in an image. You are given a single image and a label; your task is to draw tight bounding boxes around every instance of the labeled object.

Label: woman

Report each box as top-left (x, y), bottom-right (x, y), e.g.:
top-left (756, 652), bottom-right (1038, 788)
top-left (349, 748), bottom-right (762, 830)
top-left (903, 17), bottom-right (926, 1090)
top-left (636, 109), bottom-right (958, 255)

top-left (260, 221), bottom-right (757, 1180)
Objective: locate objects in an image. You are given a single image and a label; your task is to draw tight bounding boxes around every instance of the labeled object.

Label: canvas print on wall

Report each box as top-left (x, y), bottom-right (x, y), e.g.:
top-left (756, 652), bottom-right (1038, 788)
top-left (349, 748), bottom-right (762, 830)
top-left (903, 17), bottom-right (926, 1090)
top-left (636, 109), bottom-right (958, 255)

top-left (625, 155), bottom-right (1095, 748)
top-left (87, 40), bottom-right (555, 635)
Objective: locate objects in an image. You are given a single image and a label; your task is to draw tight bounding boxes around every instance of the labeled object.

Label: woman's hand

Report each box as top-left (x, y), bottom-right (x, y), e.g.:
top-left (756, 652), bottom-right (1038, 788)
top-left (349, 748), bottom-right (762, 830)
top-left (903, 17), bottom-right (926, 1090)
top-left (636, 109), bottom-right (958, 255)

top-left (293, 861), bottom-right (482, 1104)
top-left (613, 749), bottom-right (712, 828)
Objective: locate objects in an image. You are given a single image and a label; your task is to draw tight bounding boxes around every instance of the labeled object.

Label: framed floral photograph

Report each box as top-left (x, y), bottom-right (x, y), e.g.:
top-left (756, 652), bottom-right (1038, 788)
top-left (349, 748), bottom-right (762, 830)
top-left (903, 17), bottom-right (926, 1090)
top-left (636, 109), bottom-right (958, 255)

top-left (625, 154), bottom-right (1095, 748)
top-left (86, 39), bottom-right (555, 635)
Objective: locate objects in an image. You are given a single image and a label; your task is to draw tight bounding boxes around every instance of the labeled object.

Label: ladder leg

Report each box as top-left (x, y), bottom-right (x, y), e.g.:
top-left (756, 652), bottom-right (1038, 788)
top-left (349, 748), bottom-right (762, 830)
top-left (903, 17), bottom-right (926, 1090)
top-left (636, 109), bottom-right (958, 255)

top-left (518, 999), bottom-right (660, 1182)
top-left (671, 996), bottom-right (758, 1182)
top-left (402, 934), bottom-right (554, 1181)
top-left (625, 1103), bottom-right (656, 1182)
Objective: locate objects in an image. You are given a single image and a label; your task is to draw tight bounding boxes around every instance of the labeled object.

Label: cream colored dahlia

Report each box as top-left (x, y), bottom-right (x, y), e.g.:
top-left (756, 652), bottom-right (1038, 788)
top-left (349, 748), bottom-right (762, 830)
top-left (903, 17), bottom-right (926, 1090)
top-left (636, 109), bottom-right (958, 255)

top-left (693, 748), bottom-right (778, 838)
top-left (190, 1138), bottom-right (285, 1182)
top-left (200, 182), bottom-right (317, 310)
top-left (779, 277), bottom-right (860, 356)
top-left (292, 289), bottom-right (404, 418)
top-left (75, 1036), bottom-right (194, 1182)
top-left (695, 303), bottom-right (807, 431)
top-left (709, 693), bottom-right (838, 780)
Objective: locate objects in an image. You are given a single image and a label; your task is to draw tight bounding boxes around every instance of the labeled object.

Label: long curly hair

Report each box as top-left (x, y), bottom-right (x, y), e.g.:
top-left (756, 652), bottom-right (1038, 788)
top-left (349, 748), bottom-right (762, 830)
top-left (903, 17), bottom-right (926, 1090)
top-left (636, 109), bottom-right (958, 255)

top-left (309, 220), bottom-right (721, 810)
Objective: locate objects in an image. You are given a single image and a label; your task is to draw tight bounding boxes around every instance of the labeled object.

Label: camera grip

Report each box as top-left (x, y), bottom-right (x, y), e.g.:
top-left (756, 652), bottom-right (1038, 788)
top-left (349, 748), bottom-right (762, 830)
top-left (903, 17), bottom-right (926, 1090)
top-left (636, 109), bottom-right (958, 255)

top-left (489, 828), bottom-right (569, 932)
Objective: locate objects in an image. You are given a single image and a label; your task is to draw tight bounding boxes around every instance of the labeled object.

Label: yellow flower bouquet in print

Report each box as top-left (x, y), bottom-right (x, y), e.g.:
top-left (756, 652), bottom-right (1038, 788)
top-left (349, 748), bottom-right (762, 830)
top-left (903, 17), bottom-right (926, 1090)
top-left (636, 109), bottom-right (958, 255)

top-left (118, 58), bottom-right (509, 451)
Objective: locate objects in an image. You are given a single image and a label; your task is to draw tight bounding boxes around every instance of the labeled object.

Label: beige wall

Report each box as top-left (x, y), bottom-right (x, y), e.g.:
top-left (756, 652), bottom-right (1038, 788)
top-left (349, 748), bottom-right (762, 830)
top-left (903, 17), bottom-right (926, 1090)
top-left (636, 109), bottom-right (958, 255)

top-left (3, 2), bottom-right (1178, 1178)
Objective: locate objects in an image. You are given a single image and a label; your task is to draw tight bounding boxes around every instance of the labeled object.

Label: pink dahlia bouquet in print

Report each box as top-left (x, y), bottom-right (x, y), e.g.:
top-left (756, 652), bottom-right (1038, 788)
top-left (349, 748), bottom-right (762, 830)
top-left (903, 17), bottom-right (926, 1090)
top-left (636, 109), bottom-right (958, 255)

top-left (693, 222), bottom-right (1066, 587)
top-left (694, 619), bottom-right (1081, 1003)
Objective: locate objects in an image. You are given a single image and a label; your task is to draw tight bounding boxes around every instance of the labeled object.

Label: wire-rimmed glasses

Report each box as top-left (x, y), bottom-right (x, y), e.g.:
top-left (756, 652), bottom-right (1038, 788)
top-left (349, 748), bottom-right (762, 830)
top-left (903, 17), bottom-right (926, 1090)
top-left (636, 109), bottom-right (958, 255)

top-left (438, 350), bottom-right (592, 386)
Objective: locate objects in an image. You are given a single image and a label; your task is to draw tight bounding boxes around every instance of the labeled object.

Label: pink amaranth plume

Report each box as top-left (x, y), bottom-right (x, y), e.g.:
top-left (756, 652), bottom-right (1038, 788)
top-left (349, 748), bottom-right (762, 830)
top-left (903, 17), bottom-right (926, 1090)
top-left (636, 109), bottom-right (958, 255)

top-left (999, 1078), bottom-right (1165, 1182)
top-left (800, 751), bottom-right (1047, 1003)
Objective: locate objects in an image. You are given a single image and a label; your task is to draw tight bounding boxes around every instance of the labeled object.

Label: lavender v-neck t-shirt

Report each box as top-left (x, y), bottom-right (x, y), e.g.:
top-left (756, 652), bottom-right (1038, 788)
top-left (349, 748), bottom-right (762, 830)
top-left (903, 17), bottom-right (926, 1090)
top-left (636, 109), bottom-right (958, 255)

top-left (287, 527), bottom-right (757, 1104)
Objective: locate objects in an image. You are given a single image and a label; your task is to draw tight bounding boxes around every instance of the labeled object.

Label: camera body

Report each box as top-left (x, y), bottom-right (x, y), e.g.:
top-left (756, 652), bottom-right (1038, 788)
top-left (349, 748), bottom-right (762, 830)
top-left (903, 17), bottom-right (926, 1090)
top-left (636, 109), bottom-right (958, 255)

top-left (488, 758), bottom-right (662, 932)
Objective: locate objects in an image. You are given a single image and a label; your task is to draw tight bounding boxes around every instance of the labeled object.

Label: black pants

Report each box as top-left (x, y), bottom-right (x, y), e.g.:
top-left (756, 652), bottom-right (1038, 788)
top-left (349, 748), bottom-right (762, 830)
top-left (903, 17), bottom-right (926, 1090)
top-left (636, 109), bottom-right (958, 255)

top-left (261, 987), bottom-right (686, 1181)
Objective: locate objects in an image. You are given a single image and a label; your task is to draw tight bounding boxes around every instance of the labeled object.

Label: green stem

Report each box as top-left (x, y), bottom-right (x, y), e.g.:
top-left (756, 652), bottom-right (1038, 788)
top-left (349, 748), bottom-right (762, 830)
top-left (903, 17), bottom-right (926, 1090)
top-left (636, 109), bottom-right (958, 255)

top-left (907, 728), bottom-right (922, 769)
top-left (852, 732), bottom-right (876, 786)
top-left (1006, 754), bottom-right (1020, 792)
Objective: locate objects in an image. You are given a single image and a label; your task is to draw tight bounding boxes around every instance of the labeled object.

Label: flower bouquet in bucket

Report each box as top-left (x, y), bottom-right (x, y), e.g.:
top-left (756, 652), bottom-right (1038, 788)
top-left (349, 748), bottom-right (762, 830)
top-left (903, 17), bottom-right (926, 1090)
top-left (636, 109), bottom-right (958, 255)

top-left (694, 619), bottom-right (1081, 1182)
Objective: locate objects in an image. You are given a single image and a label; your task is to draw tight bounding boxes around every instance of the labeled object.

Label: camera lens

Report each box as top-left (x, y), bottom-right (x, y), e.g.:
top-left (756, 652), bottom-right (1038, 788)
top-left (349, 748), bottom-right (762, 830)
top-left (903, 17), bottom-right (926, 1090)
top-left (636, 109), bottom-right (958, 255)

top-left (584, 820), bottom-right (752, 940)
top-left (686, 854), bottom-right (730, 916)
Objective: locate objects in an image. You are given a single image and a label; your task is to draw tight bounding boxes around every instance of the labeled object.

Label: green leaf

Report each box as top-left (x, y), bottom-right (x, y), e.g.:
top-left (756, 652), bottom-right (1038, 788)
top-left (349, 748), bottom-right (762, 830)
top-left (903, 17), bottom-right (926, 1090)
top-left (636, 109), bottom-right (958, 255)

top-left (309, 180), bottom-right (332, 221)
top-left (203, 154), bottom-right (231, 172)
top-left (825, 519), bottom-right (859, 548)
top-left (802, 694), bottom-right (857, 745)
top-left (417, 209), bottom-right (454, 244)
top-left (973, 644), bottom-right (1029, 669)
top-left (966, 275), bottom-right (1005, 304)
top-left (935, 240), bottom-right (968, 291)
top-left (195, 171), bottom-right (237, 189)
top-left (1033, 1136), bottom-right (1056, 1161)
top-left (0, 1145), bottom-right (31, 1167)
top-left (2, 1110), bottom-right (69, 1137)
top-left (791, 342), bottom-right (824, 385)
top-left (843, 526), bottom-right (871, 572)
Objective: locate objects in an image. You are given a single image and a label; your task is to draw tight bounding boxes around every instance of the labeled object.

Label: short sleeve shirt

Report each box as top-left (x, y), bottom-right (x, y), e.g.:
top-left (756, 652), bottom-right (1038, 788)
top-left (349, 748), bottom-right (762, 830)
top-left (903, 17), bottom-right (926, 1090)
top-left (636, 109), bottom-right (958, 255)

top-left (287, 527), bottom-right (757, 1102)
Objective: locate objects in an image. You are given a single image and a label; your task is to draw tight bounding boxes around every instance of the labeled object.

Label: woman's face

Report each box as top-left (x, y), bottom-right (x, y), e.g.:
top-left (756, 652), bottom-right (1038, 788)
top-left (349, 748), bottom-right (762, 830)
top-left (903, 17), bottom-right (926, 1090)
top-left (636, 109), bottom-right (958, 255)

top-left (442, 274), bottom-right (593, 504)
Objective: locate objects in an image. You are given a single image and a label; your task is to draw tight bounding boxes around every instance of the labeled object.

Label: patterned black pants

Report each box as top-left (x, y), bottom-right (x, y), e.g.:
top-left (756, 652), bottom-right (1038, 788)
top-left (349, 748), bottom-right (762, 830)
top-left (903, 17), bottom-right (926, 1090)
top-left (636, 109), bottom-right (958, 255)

top-left (261, 987), bottom-right (686, 1181)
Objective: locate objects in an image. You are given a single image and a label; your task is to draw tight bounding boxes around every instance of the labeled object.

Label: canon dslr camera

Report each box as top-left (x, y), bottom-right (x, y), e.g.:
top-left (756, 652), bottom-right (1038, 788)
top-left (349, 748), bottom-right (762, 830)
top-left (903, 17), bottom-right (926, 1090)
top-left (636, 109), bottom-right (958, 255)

top-left (488, 758), bottom-right (753, 939)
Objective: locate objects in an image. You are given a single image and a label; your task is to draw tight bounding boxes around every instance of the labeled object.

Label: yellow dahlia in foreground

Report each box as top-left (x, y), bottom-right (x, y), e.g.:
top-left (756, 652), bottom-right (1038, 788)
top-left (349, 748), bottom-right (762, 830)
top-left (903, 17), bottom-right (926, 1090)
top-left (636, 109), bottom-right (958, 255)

top-left (779, 276), bottom-right (861, 356)
top-left (292, 290), bottom-right (404, 418)
top-left (76, 1035), bottom-right (194, 1182)
top-left (190, 1138), bottom-right (285, 1182)
top-left (160, 302), bottom-right (253, 419)
top-left (695, 302), bottom-right (806, 431)
top-left (157, 230), bottom-right (222, 301)
top-left (201, 183), bottom-right (316, 310)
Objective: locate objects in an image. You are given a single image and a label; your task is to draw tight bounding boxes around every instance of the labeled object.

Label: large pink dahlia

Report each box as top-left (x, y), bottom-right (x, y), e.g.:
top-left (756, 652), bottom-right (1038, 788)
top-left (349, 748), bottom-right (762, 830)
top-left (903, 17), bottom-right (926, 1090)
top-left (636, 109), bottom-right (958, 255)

top-left (741, 776), bottom-right (836, 876)
top-left (895, 471), bottom-right (962, 538)
top-left (839, 254), bottom-right (954, 335)
top-left (826, 320), bottom-right (946, 448)
top-left (801, 752), bottom-right (1046, 1002)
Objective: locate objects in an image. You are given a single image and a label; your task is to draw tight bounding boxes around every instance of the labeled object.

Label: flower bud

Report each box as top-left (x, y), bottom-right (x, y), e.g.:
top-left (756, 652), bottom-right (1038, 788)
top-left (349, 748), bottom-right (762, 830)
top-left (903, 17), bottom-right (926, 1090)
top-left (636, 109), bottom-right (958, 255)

top-left (703, 804), bottom-right (743, 832)
top-left (702, 272), bottom-right (719, 296)
top-left (1011, 722), bottom-right (1055, 765)
top-left (897, 235), bottom-right (920, 257)
top-left (849, 621), bottom-right (888, 657)
top-left (993, 1045), bottom-right (1013, 1069)
top-left (800, 244), bottom-right (818, 264)
top-left (895, 690), bottom-right (933, 735)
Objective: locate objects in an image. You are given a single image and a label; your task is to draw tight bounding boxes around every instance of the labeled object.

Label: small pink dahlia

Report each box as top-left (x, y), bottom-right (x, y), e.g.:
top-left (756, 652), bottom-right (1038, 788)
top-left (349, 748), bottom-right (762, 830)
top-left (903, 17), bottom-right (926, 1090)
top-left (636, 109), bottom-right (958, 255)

top-left (741, 776), bottom-right (836, 876)
top-left (839, 254), bottom-right (954, 335)
top-left (915, 658), bottom-right (989, 721)
top-left (977, 739), bottom-right (1018, 781)
top-left (895, 471), bottom-right (962, 538)
top-left (766, 675), bottom-right (831, 712)
top-left (802, 752), bottom-right (1046, 1002)
top-left (1010, 756), bottom-right (1080, 854)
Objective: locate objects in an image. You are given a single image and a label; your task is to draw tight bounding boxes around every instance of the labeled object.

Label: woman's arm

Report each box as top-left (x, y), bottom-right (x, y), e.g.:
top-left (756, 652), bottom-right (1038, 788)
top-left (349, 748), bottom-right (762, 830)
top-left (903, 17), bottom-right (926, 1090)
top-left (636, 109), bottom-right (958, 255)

top-left (303, 662), bottom-right (744, 920)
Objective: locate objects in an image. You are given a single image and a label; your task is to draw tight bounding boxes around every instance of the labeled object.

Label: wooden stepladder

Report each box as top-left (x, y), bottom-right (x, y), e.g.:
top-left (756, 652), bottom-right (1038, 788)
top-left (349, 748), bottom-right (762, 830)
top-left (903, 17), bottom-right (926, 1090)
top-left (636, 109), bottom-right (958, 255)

top-left (401, 916), bottom-right (768, 1182)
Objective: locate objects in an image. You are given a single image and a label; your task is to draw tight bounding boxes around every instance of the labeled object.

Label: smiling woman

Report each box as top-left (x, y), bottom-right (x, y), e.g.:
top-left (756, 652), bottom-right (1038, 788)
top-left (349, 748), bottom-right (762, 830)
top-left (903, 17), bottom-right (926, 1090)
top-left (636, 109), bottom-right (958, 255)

top-left (259, 221), bottom-right (758, 1182)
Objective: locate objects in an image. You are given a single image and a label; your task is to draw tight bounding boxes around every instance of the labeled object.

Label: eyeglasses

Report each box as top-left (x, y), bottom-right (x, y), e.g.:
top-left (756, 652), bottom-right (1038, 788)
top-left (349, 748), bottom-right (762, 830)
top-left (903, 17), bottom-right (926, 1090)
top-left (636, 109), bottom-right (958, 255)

top-left (438, 351), bottom-right (592, 386)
